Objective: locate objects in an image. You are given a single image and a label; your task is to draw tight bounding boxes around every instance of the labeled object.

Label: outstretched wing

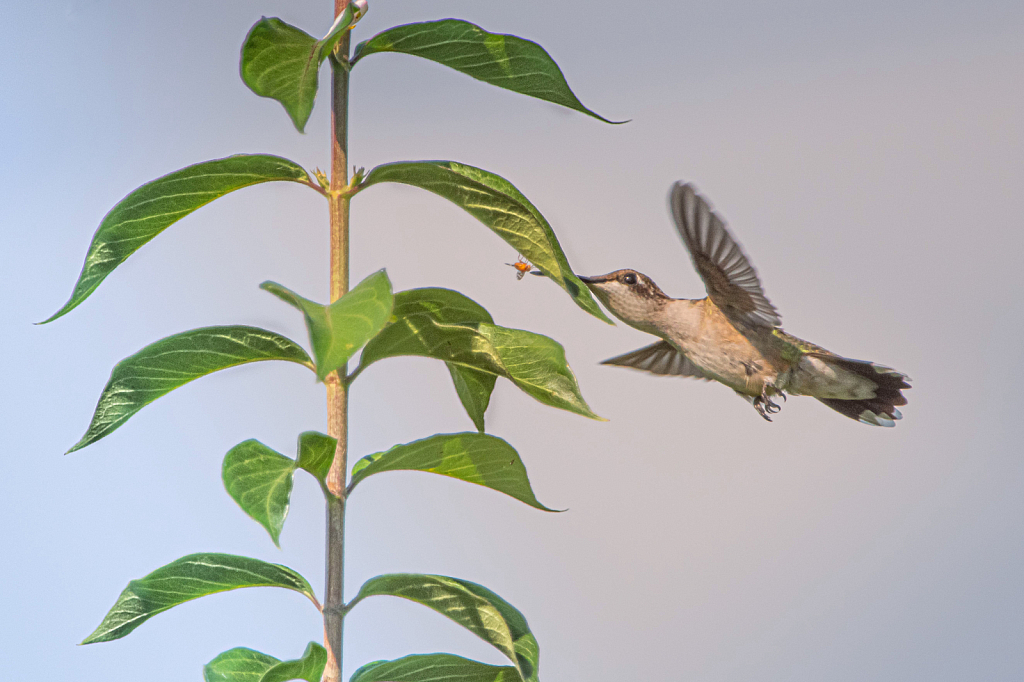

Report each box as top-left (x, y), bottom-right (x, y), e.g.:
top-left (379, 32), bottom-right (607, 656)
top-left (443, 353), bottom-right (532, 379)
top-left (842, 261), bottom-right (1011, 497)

top-left (670, 182), bottom-right (781, 328)
top-left (601, 341), bottom-right (709, 380)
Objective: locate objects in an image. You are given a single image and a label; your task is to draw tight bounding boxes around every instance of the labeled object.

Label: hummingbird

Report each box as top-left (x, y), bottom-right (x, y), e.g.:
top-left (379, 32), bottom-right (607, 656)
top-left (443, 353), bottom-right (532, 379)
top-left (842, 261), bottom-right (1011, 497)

top-left (580, 182), bottom-right (910, 426)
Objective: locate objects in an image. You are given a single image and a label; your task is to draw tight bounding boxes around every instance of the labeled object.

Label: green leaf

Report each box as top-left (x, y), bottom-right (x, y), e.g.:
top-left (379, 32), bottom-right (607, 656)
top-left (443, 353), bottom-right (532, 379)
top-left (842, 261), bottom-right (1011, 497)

top-left (205, 648), bottom-right (280, 682)
top-left (382, 287), bottom-right (494, 327)
top-left (261, 642), bottom-right (328, 682)
top-left (349, 574), bottom-right (539, 682)
top-left (240, 6), bottom-right (363, 133)
top-left (262, 270), bottom-right (394, 381)
top-left (205, 644), bottom-right (328, 682)
top-left (222, 440), bottom-right (296, 547)
top-left (358, 307), bottom-right (601, 420)
top-left (448, 364), bottom-right (496, 433)
top-left (351, 19), bottom-right (620, 124)
top-left (222, 432), bottom-right (338, 544)
top-left (82, 553), bottom-right (318, 644)
top-left (477, 323), bottom-right (600, 418)
top-left (68, 326), bottom-right (313, 454)
top-left (43, 155), bottom-right (314, 323)
top-left (360, 162), bottom-right (612, 324)
top-left (359, 288), bottom-right (497, 429)
top-left (349, 433), bottom-right (556, 512)
top-left (351, 654), bottom-right (518, 682)
top-left (296, 430), bottom-right (337, 486)
top-left (240, 20), bottom-right (320, 132)
top-left (320, 2), bottom-right (366, 58)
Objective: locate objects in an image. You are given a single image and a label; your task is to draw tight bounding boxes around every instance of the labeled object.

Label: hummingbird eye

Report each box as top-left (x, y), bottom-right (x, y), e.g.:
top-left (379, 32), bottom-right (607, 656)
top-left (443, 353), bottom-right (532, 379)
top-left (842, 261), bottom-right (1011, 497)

top-left (621, 273), bottom-right (638, 286)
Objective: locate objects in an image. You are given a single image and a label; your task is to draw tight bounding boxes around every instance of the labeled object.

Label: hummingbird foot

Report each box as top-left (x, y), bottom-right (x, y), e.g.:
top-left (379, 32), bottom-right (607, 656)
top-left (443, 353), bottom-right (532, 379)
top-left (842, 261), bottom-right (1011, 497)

top-left (753, 398), bottom-right (773, 421)
top-left (753, 387), bottom-right (784, 421)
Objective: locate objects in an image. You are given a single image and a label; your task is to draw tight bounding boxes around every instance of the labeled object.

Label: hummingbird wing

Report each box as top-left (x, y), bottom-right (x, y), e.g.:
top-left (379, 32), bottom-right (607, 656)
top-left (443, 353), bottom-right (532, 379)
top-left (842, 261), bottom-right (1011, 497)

top-left (601, 341), bottom-right (710, 379)
top-left (670, 182), bottom-right (781, 328)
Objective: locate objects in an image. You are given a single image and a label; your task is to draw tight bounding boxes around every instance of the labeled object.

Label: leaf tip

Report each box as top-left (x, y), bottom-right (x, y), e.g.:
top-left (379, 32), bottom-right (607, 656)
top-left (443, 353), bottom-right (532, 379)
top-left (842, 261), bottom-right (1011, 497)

top-left (268, 524), bottom-right (286, 551)
top-left (583, 107), bottom-right (630, 125)
top-left (65, 438), bottom-right (88, 456)
top-left (260, 280), bottom-right (299, 306)
top-left (79, 629), bottom-right (104, 646)
top-left (38, 298), bottom-right (77, 325)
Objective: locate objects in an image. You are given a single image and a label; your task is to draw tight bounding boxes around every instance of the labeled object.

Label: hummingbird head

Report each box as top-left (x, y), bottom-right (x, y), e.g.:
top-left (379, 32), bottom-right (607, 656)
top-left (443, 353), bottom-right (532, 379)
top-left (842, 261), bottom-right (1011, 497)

top-left (579, 269), bottom-right (671, 333)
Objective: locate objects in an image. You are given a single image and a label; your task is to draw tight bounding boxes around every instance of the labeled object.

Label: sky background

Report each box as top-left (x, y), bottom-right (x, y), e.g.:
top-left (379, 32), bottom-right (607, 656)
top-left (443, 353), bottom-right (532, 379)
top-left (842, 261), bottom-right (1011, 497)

top-left (4, 0), bottom-right (1024, 680)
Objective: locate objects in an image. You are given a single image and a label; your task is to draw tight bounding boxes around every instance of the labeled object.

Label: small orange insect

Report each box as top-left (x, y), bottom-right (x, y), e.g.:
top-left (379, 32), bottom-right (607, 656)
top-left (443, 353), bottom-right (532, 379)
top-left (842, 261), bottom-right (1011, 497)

top-left (506, 255), bottom-right (535, 280)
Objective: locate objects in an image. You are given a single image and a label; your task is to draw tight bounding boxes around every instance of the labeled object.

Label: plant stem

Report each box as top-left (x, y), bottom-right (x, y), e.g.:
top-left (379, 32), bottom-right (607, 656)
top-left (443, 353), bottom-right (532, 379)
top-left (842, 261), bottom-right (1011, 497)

top-left (323, 2), bottom-right (351, 681)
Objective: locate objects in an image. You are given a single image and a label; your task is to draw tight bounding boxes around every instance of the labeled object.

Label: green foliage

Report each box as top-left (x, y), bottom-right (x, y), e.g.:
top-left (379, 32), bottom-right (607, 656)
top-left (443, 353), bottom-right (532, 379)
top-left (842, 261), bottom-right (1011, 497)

top-left (358, 287), bottom-right (601, 420)
top-left (262, 270), bottom-right (394, 380)
top-left (223, 440), bottom-right (297, 546)
top-left (205, 648), bottom-right (280, 682)
top-left (59, 4), bottom-right (621, 680)
top-left (295, 430), bottom-right (337, 486)
top-left (349, 574), bottom-right (540, 682)
top-left (349, 432), bottom-right (557, 511)
top-left (362, 288), bottom-right (495, 430)
top-left (260, 642), bottom-right (328, 682)
top-left (68, 326), bottom-right (312, 453)
top-left (82, 554), bottom-right (318, 644)
top-left (44, 155), bottom-right (314, 323)
top-left (241, 20), bottom-right (321, 132)
top-left (361, 320), bottom-right (601, 419)
top-left (448, 363), bottom-right (497, 433)
top-left (224, 429), bottom-right (557, 548)
top-left (360, 161), bottom-right (612, 324)
top-left (240, 4), bottom-right (364, 132)
top-left (204, 644), bottom-right (328, 682)
top-left (351, 654), bottom-right (518, 682)
top-left (352, 19), bottom-right (620, 124)
top-left (222, 432), bottom-right (338, 544)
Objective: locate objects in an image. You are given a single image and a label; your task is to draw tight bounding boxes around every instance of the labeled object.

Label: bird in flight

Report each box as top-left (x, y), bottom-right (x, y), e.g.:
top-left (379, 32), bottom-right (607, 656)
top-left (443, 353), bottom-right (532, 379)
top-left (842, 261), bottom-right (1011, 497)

top-left (581, 183), bottom-right (910, 426)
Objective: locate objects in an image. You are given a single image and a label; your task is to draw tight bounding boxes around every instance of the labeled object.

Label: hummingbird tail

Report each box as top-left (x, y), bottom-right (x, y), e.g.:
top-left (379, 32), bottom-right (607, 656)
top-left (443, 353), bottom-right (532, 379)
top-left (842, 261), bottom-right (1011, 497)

top-left (813, 356), bottom-right (911, 427)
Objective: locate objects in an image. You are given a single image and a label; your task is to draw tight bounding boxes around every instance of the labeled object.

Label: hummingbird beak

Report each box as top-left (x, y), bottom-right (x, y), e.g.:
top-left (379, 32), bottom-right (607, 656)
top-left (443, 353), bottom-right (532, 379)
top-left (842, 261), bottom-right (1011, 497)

top-left (579, 273), bottom-right (621, 290)
top-left (578, 275), bottom-right (614, 308)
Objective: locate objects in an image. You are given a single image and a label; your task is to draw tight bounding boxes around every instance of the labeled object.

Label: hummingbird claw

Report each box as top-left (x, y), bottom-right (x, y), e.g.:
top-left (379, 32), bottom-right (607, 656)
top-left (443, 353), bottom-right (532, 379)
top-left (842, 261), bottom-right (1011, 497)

top-left (752, 395), bottom-right (774, 421)
top-left (753, 386), bottom-right (784, 420)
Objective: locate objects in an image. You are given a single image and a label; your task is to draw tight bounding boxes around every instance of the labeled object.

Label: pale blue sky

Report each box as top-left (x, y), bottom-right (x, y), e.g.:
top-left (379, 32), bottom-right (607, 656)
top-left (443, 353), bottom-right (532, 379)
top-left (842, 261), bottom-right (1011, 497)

top-left (4, 1), bottom-right (1024, 680)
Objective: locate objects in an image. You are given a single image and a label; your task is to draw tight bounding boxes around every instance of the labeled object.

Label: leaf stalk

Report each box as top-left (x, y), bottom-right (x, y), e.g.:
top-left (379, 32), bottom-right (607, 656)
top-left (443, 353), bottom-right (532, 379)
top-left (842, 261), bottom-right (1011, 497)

top-left (344, 364), bottom-right (365, 385)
